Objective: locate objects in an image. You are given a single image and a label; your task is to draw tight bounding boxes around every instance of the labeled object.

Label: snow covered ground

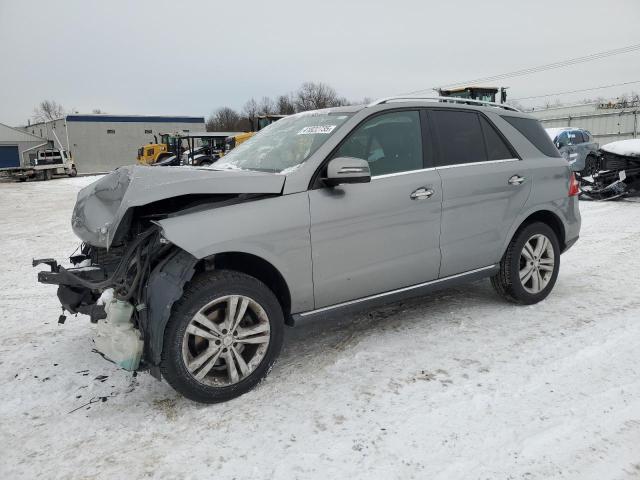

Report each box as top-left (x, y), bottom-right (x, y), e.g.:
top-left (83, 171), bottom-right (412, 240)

top-left (1, 176), bottom-right (639, 480)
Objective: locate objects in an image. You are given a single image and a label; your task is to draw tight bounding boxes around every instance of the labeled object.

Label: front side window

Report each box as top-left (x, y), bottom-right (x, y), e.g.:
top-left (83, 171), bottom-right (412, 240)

top-left (215, 111), bottom-right (352, 173)
top-left (431, 110), bottom-right (486, 166)
top-left (570, 131), bottom-right (585, 144)
top-left (333, 111), bottom-right (423, 176)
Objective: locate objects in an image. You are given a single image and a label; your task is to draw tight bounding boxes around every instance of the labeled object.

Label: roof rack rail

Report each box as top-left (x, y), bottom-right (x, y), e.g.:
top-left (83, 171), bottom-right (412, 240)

top-left (367, 95), bottom-right (521, 112)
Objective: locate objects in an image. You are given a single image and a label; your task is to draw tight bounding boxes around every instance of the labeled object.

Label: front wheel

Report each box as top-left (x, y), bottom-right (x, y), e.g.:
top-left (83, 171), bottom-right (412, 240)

top-left (491, 222), bottom-right (560, 305)
top-left (160, 270), bottom-right (284, 403)
top-left (580, 154), bottom-right (598, 177)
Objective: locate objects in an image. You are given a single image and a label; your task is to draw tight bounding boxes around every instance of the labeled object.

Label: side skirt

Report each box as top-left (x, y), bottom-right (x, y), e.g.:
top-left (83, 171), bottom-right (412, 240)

top-left (291, 265), bottom-right (498, 323)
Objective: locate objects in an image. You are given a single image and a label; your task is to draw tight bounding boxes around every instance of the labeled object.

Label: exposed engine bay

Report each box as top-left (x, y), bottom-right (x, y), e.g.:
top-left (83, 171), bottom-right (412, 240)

top-left (33, 165), bottom-right (284, 376)
top-left (579, 139), bottom-right (640, 201)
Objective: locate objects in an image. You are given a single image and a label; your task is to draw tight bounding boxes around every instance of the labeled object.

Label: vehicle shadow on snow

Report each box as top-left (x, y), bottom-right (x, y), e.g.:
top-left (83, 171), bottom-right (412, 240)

top-left (279, 279), bottom-right (500, 365)
top-left (56, 280), bottom-right (503, 414)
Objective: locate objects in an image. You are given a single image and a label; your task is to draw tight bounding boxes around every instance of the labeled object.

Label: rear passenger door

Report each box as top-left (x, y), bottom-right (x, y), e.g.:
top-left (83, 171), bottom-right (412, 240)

top-left (430, 109), bottom-right (532, 277)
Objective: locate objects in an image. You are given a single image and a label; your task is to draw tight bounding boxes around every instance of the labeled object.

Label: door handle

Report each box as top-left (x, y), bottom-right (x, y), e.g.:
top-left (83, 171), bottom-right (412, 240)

top-left (508, 175), bottom-right (526, 185)
top-left (410, 187), bottom-right (434, 200)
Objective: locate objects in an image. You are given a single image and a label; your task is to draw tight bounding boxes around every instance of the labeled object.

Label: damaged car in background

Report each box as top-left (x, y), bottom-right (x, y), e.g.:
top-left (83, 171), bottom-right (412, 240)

top-left (35, 99), bottom-right (580, 403)
top-left (578, 139), bottom-right (640, 200)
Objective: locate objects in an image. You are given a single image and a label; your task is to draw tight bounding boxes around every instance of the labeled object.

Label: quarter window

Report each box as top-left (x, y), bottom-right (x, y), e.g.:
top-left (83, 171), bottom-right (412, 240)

top-left (502, 116), bottom-right (561, 157)
top-left (431, 110), bottom-right (486, 166)
top-left (333, 111), bottom-right (423, 176)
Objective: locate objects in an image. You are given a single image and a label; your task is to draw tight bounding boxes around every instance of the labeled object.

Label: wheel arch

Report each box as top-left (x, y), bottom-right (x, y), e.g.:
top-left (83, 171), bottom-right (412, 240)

top-left (210, 251), bottom-right (292, 324)
top-left (144, 247), bottom-right (294, 377)
top-left (509, 209), bottom-right (566, 253)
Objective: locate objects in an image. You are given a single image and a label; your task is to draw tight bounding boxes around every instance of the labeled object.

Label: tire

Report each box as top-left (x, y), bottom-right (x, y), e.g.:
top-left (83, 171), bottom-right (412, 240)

top-left (160, 270), bottom-right (284, 403)
top-left (68, 167), bottom-right (77, 177)
top-left (19, 177), bottom-right (27, 182)
top-left (491, 222), bottom-right (560, 305)
top-left (40, 169), bottom-right (52, 181)
top-left (580, 155), bottom-right (598, 177)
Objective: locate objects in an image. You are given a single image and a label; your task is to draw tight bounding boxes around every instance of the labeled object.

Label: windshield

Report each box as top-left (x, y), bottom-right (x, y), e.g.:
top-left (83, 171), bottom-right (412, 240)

top-left (214, 111), bottom-right (352, 173)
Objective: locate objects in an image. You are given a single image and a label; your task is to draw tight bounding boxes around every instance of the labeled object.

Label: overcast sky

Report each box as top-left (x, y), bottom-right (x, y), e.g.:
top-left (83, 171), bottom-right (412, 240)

top-left (1, 0), bottom-right (639, 125)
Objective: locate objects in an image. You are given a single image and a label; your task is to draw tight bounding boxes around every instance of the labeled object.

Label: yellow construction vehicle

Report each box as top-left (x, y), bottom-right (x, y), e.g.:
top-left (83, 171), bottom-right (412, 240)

top-left (137, 133), bottom-right (181, 165)
top-left (224, 115), bottom-right (286, 152)
top-left (436, 86), bottom-right (508, 104)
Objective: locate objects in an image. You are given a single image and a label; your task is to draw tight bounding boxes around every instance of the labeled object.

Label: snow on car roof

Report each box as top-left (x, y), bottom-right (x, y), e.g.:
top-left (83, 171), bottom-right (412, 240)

top-left (600, 139), bottom-right (640, 157)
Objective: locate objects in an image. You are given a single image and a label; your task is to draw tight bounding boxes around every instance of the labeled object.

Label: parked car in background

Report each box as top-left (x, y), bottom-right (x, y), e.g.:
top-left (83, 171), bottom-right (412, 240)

top-left (35, 98), bottom-right (581, 403)
top-left (546, 127), bottom-right (599, 175)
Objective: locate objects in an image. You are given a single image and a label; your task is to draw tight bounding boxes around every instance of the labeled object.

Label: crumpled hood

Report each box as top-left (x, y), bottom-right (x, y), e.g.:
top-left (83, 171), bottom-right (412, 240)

top-left (71, 165), bottom-right (285, 248)
top-left (600, 139), bottom-right (640, 157)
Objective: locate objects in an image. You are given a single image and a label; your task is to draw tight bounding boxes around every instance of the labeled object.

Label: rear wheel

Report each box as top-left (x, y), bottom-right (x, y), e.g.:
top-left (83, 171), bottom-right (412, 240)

top-left (68, 166), bottom-right (77, 177)
top-left (491, 222), bottom-right (560, 305)
top-left (160, 270), bottom-right (284, 403)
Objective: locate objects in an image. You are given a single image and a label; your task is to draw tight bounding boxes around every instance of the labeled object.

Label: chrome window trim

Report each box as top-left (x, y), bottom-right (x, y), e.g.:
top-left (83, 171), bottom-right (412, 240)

top-left (299, 265), bottom-right (497, 317)
top-left (372, 167), bottom-right (436, 180)
top-left (436, 158), bottom-right (519, 170)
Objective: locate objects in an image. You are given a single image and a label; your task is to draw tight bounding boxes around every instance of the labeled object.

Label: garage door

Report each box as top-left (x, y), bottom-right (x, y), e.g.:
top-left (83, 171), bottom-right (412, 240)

top-left (0, 146), bottom-right (20, 168)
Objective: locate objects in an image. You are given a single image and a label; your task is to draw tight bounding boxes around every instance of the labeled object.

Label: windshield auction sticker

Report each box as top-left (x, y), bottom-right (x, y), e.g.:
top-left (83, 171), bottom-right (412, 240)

top-left (297, 125), bottom-right (336, 135)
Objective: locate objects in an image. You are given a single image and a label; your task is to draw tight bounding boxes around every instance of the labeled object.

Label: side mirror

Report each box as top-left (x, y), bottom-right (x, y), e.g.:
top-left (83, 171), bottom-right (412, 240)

top-left (324, 157), bottom-right (371, 187)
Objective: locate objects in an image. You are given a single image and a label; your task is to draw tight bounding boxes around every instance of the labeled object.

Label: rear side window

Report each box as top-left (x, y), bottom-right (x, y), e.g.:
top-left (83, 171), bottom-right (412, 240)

top-left (502, 116), bottom-right (560, 157)
top-left (479, 116), bottom-right (515, 160)
top-left (431, 110), bottom-right (486, 166)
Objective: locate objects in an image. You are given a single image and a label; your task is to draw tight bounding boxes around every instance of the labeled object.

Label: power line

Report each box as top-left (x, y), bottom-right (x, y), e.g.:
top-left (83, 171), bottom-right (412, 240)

top-left (511, 80), bottom-right (640, 101)
top-left (401, 43), bottom-right (640, 96)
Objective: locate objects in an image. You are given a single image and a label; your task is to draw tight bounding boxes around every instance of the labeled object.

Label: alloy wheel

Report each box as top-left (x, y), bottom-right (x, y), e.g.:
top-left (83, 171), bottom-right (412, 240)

top-left (519, 234), bottom-right (555, 294)
top-left (181, 295), bottom-right (271, 386)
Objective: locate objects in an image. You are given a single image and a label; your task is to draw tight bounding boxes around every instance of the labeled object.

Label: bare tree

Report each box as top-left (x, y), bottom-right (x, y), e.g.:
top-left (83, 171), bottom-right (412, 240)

top-left (206, 107), bottom-right (242, 131)
top-left (32, 100), bottom-right (65, 122)
top-left (257, 96), bottom-right (277, 115)
top-left (242, 98), bottom-right (259, 120)
top-left (276, 94), bottom-right (297, 114)
top-left (295, 82), bottom-right (347, 111)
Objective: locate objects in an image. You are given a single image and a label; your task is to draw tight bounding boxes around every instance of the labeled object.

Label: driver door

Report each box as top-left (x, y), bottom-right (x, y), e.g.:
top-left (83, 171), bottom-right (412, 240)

top-left (308, 110), bottom-right (442, 308)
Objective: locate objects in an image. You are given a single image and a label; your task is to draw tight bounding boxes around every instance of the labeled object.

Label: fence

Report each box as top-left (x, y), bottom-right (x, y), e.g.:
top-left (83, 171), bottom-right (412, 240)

top-left (536, 109), bottom-right (639, 146)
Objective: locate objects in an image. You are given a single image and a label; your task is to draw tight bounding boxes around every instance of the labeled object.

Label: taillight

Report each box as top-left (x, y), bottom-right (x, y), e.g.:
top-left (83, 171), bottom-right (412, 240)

top-left (568, 172), bottom-right (580, 197)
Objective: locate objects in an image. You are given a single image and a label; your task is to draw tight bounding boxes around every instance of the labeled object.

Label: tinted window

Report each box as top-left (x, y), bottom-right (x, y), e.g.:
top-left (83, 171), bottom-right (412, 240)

top-left (557, 131), bottom-right (570, 148)
top-left (570, 131), bottom-right (585, 144)
top-left (502, 116), bottom-right (560, 157)
top-left (431, 110), bottom-right (486, 166)
top-left (479, 116), bottom-right (515, 160)
top-left (334, 111), bottom-right (422, 176)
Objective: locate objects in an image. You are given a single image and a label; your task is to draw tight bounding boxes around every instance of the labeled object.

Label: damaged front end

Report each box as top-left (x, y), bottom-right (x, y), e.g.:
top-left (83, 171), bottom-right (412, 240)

top-left (34, 165), bottom-right (284, 376)
top-left (580, 140), bottom-right (640, 200)
top-left (34, 227), bottom-right (195, 374)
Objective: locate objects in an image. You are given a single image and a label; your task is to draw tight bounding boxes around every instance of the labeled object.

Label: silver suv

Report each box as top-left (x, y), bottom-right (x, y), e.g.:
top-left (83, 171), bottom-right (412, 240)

top-left (35, 97), bottom-right (581, 403)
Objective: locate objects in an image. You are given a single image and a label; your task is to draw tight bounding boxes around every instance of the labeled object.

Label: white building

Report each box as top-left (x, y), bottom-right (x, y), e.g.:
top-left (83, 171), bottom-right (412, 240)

top-left (0, 122), bottom-right (48, 169)
top-left (22, 114), bottom-right (205, 173)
